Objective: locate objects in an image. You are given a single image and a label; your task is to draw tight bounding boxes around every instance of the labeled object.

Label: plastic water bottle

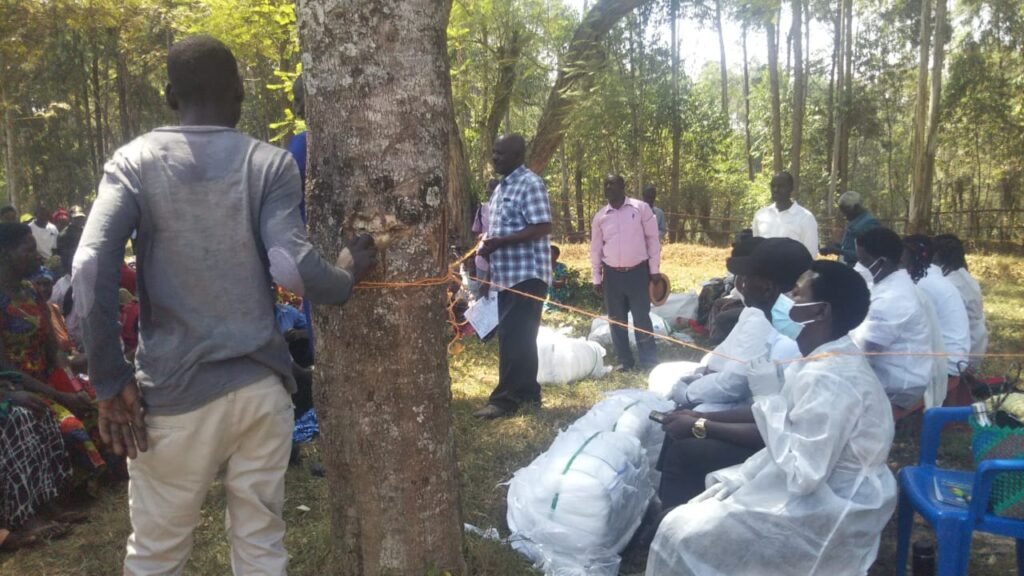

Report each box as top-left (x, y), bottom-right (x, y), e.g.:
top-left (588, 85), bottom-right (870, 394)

top-left (972, 402), bottom-right (992, 427)
top-left (911, 540), bottom-right (936, 575)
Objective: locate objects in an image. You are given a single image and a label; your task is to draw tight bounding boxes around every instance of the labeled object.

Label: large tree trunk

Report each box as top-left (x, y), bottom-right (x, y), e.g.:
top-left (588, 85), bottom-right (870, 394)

top-left (789, 0), bottom-right (804, 196)
top-left (115, 35), bottom-right (131, 145)
top-left (90, 49), bottom-right (106, 167)
top-left (742, 24), bottom-right (754, 182)
top-left (670, 0), bottom-right (681, 224)
top-left (827, 0), bottom-right (847, 213)
top-left (912, 0), bottom-right (946, 234)
top-left (715, 0), bottom-right (728, 116)
top-left (766, 11), bottom-right (784, 175)
top-left (837, 0), bottom-right (853, 195)
top-left (297, 0), bottom-right (465, 574)
top-left (527, 0), bottom-right (646, 174)
top-left (573, 141), bottom-right (586, 234)
top-left (2, 88), bottom-right (18, 210)
top-left (559, 144), bottom-right (574, 236)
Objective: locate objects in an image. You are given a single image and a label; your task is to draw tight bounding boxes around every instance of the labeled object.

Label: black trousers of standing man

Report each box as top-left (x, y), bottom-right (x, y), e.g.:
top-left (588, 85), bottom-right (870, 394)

top-left (489, 278), bottom-right (548, 411)
top-left (604, 263), bottom-right (657, 369)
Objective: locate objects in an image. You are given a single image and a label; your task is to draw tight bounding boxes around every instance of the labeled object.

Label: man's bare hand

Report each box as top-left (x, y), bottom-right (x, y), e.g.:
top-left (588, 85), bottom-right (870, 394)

top-left (98, 380), bottom-right (148, 459)
top-left (6, 390), bottom-right (48, 414)
top-left (337, 234), bottom-right (379, 283)
top-left (592, 283), bottom-right (604, 297)
top-left (476, 237), bottom-right (504, 258)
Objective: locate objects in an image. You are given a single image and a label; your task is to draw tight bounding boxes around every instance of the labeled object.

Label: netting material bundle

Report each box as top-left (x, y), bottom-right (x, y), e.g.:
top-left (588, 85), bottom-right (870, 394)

top-left (536, 326), bottom-right (611, 385)
top-left (506, 390), bottom-right (673, 575)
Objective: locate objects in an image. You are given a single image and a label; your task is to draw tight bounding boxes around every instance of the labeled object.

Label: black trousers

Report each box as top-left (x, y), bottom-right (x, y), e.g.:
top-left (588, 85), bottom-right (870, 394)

top-left (604, 264), bottom-right (657, 368)
top-left (656, 434), bottom-right (759, 509)
top-left (489, 278), bottom-right (547, 411)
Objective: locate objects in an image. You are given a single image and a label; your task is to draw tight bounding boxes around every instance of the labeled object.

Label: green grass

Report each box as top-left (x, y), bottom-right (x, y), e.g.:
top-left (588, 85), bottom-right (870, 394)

top-left (2, 243), bottom-right (1022, 575)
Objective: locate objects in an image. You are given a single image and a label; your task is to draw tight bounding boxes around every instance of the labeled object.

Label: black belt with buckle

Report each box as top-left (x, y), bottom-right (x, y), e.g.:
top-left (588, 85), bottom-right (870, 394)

top-left (603, 260), bottom-right (647, 273)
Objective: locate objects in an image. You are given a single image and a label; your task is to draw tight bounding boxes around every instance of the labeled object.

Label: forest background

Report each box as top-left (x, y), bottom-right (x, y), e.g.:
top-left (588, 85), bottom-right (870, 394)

top-left (1, 0), bottom-right (1023, 247)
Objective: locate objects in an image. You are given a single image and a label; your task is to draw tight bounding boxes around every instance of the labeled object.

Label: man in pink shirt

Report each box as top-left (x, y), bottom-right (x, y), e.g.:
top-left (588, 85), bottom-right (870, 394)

top-left (590, 174), bottom-right (662, 371)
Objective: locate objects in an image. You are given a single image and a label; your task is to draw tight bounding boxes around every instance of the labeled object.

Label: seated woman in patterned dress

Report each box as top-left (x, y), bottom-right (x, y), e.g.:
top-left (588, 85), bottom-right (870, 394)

top-left (0, 385), bottom-right (74, 550)
top-left (0, 223), bottom-right (110, 485)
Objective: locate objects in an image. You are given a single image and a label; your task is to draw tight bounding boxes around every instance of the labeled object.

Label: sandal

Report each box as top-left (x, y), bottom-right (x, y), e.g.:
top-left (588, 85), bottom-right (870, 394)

top-left (0, 528), bottom-right (40, 551)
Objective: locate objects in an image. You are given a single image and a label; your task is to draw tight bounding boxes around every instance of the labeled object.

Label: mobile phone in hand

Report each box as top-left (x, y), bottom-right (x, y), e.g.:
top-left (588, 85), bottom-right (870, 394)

top-left (649, 410), bottom-right (668, 424)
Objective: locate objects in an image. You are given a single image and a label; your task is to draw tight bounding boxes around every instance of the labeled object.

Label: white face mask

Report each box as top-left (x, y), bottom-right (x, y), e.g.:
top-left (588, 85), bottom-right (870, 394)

top-left (853, 261), bottom-right (874, 287)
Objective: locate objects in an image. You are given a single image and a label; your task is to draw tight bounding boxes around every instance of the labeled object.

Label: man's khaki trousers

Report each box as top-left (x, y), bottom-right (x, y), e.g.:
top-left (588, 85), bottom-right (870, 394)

top-left (123, 375), bottom-right (294, 576)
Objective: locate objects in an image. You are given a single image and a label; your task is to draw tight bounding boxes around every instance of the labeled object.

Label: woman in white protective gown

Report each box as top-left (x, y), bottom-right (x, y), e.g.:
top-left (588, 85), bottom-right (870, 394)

top-left (646, 260), bottom-right (897, 576)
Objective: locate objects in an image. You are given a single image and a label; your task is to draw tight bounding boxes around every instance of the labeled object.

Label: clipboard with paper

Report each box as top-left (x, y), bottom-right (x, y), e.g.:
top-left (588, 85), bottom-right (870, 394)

top-left (465, 295), bottom-right (499, 340)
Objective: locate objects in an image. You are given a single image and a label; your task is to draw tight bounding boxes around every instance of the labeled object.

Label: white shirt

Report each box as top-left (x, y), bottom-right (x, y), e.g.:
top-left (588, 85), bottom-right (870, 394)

top-left (850, 269), bottom-right (936, 408)
top-left (647, 336), bottom-right (896, 576)
top-left (30, 220), bottom-right (59, 259)
top-left (751, 201), bottom-right (819, 257)
top-left (944, 268), bottom-right (988, 360)
top-left (917, 264), bottom-right (970, 375)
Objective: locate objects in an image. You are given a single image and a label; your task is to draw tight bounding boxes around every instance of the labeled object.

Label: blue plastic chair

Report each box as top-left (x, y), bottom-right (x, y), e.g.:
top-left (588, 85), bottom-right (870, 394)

top-left (896, 406), bottom-right (1024, 575)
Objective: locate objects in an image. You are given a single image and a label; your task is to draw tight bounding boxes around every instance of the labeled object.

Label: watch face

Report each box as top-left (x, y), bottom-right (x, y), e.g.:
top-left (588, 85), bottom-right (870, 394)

top-left (692, 419), bottom-right (708, 439)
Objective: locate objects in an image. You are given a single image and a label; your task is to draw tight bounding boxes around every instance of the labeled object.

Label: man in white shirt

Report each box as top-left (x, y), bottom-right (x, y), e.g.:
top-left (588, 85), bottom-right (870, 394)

top-left (902, 234), bottom-right (970, 376)
top-left (933, 234), bottom-right (988, 363)
top-left (851, 228), bottom-right (938, 408)
top-left (751, 171), bottom-right (819, 258)
top-left (30, 205), bottom-right (59, 259)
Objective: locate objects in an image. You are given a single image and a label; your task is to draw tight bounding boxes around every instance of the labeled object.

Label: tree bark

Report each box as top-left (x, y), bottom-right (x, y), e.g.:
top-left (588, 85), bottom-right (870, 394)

top-left (296, 0), bottom-right (465, 574)
top-left (573, 141), bottom-right (586, 234)
top-left (527, 0), bottom-right (647, 174)
top-left (2, 83), bottom-right (18, 210)
top-left (715, 0), bottom-right (728, 116)
top-left (670, 0), bottom-right (681, 219)
top-left (90, 48), bottom-right (106, 167)
top-left (766, 11), bottom-right (784, 175)
top-left (914, 0), bottom-right (947, 235)
top-left (448, 112), bottom-right (475, 249)
top-left (789, 0), bottom-right (804, 196)
top-left (837, 0), bottom-right (853, 195)
top-left (827, 0), bottom-right (847, 214)
top-left (116, 33), bottom-right (132, 146)
top-left (558, 144), bottom-right (573, 236)
top-left (742, 24), bottom-right (754, 182)
top-left (910, 0), bottom-right (933, 234)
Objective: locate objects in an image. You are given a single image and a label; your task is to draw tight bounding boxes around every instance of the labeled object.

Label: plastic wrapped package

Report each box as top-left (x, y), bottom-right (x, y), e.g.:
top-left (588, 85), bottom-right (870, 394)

top-left (587, 312), bottom-right (670, 350)
top-left (570, 390), bottom-right (674, 475)
top-left (647, 361), bottom-right (703, 400)
top-left (536, 327), bottom-right (611, 385)
top-left (506, 429), bottom-right (654, 576)
top-left (650, 292), bottom-right (699, 325)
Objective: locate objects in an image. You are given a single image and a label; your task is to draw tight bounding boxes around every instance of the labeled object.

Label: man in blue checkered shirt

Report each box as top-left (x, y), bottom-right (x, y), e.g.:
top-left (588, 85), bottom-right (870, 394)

top-left (474, 134), bottom-right (552, 420)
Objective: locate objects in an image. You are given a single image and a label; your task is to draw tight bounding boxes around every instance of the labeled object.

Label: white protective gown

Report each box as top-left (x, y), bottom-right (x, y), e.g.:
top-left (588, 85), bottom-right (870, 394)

top-left (646, 336), bottom-right (897, 576)
top-left (918, 264), bottom-right (971, 375)
top-left (850, 269), bottom-right (938, 409)
top-left (945, 268), bottom-right (988, 361)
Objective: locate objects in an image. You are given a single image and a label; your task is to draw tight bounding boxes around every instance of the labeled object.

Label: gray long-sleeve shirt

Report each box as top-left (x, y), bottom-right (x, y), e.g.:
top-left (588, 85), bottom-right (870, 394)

top-left (74, 126), bottom-right (353, 415)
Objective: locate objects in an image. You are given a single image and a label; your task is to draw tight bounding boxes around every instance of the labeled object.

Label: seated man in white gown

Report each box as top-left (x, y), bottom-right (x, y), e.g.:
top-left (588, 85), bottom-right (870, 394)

top-left (650, 238), bottom-right (812, 510)
top-left (850, 227), bottom-right (943, 409)
top-left (647, 260), bottom-right (896, 576)
top-left (648, 237), bottom-right (804, 413)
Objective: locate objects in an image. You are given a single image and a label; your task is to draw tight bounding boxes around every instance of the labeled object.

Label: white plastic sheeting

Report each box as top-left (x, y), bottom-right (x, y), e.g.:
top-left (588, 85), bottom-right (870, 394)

top-left (587, 312), bottom-right (670, 350)
top-left (536, 327), bottom-right (611, 385)
top-left (507, 390), bottom-right (673, 575)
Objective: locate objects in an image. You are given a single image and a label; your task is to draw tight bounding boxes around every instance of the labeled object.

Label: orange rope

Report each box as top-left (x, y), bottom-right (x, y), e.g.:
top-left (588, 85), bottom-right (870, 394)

top-left (348, 246), bottom-right (1024, 366)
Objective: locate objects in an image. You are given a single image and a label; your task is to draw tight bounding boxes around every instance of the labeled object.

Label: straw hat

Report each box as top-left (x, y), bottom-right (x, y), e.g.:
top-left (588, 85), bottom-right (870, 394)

top-left (649, 273), bottom-right (671, 306)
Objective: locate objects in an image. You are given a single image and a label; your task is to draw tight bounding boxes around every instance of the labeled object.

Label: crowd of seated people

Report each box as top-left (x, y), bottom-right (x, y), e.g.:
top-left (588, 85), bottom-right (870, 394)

top-left (641, 220), bottom-right (990, 573)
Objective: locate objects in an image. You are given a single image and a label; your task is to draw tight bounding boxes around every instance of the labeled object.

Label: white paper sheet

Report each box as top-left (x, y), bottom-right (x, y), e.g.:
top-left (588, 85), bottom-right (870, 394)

top-left (466, 295), bottom-right (499, 339)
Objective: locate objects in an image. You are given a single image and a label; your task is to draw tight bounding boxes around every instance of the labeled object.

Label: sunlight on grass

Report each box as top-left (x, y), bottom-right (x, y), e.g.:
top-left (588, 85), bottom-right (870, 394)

top-left (2, 243), bottom-right (1021, 575)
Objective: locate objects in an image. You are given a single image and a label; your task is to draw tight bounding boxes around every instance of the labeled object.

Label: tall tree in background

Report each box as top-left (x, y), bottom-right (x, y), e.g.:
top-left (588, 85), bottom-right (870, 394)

top-left (766, 5), bottom-right (784, 174)
top-left (789, 0), bottom-right (805, 195)
top-left (670, 0), bottom-right (681, 230)
top-left (297, 0), bottom-right (465, 573)
top-left (742, 21), bottom-right (754, 181)
top-left (715, 0), bottom-right (728, 115)
top-left (910, 0), bottom-right (947, 234)
top-left (527, 0), bottom-right (646, 173)
top-left (827, 0), bottom-right (852, 214)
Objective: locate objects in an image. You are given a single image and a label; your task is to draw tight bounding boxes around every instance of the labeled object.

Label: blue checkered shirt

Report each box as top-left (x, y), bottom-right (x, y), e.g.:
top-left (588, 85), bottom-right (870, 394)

top-left (487, 165), bottom-right (552, 290)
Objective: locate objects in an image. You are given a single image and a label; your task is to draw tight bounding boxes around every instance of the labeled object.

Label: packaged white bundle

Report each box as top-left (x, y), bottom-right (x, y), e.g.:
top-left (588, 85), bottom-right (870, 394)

top-left (646, 361), bottom-right (704, 400)
top-left (570, 390), bottom-right (673, 475)
top-left (506, 429), bottom-right (653, 576)
top-left (587, 312), bottom-right (669, 349)
top-left (650, 292), bottom-right (699, 325)
top-left (536, 327), bottom-right (610, 385)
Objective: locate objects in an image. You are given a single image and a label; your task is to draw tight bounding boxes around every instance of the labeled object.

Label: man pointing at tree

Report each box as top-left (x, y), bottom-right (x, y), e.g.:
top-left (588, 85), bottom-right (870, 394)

top-left (74, 36), bottom-right (377, 575)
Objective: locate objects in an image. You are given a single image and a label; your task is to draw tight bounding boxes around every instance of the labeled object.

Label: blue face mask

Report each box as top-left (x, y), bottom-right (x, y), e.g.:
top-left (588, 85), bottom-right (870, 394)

top-left (770, 293), bottom-right (822, 340)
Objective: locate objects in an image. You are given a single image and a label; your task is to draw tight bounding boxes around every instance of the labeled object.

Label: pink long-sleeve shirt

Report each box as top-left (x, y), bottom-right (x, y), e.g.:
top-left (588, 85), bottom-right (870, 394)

top-left (590, 197), bottom-right (662, 284)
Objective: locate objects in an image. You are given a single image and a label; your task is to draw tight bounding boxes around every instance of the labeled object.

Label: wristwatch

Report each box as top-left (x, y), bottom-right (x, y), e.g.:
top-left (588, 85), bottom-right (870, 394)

top-left (691, 417), bottom-right (708, 439)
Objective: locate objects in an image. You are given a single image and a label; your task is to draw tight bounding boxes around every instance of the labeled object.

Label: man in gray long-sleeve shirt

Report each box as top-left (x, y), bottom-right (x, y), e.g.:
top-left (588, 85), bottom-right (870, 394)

top-left (73, 36), bottom-right (377, 575)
